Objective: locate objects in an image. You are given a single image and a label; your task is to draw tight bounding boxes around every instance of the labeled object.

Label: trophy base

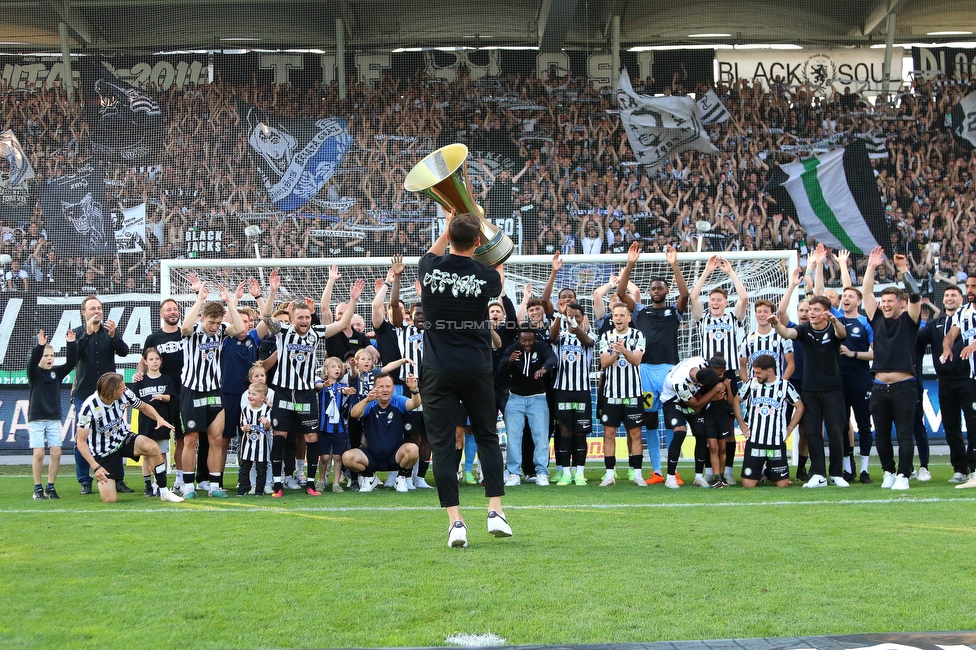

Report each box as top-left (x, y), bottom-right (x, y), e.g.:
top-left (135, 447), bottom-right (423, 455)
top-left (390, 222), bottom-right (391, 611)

top-left (473, 229), bottom-right (514, 267)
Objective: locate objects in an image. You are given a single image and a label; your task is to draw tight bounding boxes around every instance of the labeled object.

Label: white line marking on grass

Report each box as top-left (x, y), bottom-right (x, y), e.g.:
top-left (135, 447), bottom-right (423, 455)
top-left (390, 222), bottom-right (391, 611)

top-left (445, 632), bottom-right (506, 647)
top-left (3, 496), bottom-right (975, 515)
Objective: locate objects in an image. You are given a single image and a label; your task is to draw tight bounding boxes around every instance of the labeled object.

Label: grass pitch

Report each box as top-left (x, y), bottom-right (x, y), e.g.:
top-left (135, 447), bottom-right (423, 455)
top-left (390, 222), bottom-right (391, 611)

top-left (0, 459), bottom-right (974, 649)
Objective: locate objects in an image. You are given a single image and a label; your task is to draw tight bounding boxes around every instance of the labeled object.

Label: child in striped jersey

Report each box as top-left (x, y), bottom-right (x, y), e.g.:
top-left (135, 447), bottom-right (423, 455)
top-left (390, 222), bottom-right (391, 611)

top-left (240, 363), bottom-right (274, 494)
top-left (316, 357), bottom-right (357, 492)
top-left (345, 348), bottom-right (380, 489)
top-left (237, 381), bottom-right (273, 496)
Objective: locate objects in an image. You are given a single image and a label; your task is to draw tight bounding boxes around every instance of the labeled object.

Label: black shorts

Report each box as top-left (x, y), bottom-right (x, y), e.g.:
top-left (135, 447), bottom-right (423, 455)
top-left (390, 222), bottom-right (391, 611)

top-left (180, 389), bottom-right (223, 434)
top-left (455, 403), bottom-right (470, 429)
top-left (404, 410), bottom-right (427, 439)
top-left (600, 398), bottom-right (643, 429)
top-left (740, 442), bottom-right (789, 482)
top-left (271, 389), bottom-right (319, 435)
top-left (554, 390), bottom-right (593, 434)
top-left (94, 436), bottom-right (141, 481)
top-left (319, 431), bottom-right (350, 456)
top-left (663, 400), bottom-right (705, 436)
top-left (361, 447), bottom-right (400, 473)
top-left (703, 402), bottom-right (734, 440)
top-left (222, 392), bottom-right (243, 439)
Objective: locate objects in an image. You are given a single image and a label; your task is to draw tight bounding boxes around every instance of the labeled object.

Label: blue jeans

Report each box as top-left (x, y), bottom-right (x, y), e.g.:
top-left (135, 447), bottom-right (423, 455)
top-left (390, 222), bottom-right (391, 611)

top-left (504, 393), bottom-right (549, 477)
top-left (72, 397), bottom-right (91, 486)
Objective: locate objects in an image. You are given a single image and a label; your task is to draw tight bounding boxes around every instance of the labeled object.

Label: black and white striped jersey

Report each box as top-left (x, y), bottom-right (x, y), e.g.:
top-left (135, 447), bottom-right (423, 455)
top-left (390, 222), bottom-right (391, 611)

top-left (77, 388), bottom-right (142, 457)
top-left (950, 303), bottom-right (976, 378)
top-left (660, 356), bottom-right (709, 413)
top-left (699, 311), bottom-right (743, 369)
top-left (553, 328), bottom-right (593, 392)
top-left (739, 329), bottom-right (793, 377)
top-left (737, 378), bottom-right (800, 446)
top-left (239, 402), bottom-right (273, 461)
top-left (393, 324), bottom-right (424, 382)
top-left (181, 322), bottom-right (229, 392)
top-left (270, 323), bottom-right (328, 391)
top-left (599, 327), bottom-right (645, 399)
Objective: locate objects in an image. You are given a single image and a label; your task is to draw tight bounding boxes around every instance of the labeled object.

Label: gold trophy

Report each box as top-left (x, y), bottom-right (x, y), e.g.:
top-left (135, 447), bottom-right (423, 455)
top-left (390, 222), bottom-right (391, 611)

top-left (404, 143), bottom-right (514, 267)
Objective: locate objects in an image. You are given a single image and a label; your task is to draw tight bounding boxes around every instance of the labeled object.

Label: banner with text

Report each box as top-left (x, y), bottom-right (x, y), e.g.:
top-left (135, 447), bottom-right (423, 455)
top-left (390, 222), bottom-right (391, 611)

top-left (715, 49), bottom-right (894, 93)
top-left (912, 47), bottom-right (976, 82)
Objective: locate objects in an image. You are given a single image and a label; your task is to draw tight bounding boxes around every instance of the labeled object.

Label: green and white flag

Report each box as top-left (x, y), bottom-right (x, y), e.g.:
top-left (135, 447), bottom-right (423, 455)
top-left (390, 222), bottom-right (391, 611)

top-left (767, 141), bottom-right (891, 256)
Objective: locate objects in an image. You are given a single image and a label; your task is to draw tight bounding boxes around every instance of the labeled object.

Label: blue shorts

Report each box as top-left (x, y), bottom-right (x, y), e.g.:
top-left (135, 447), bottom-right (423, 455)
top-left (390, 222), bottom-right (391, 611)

top-left (640, 364), bottom-right (673, 412)
top-left (29, 420), bottom-right (63, 448)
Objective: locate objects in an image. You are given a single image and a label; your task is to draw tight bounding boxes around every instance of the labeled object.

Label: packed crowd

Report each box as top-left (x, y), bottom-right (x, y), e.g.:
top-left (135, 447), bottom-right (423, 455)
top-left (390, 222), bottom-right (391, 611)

top-left (1, 69), bottom-right (975, 297)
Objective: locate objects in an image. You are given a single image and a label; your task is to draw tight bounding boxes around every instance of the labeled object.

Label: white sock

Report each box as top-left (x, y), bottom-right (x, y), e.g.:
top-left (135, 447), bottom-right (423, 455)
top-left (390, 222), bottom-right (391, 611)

top-left (694, 473), bottom-right (703, 480)
top-left (574, 466), bottom-right (585, 477)
top-left (634, 468), bottom-right (643, 480)
top-left (185, 482), bottom-right (195, 491)
top-left (843, 456), bottom-right (852, 473)
top-left (724, 467), bottom-right (733, 478)
top-left (860, 456), bottom-right (870, 473)
top-left (555, 465), bottom-right (564, 475)
top-left (175, 470), bottom-right (184, 482)
top-left (296, 459), bottom-right (305, 475)
top-left (159, 486), bottom-right (171, 495)
top-left (704, 468), bottom-right (714, 478)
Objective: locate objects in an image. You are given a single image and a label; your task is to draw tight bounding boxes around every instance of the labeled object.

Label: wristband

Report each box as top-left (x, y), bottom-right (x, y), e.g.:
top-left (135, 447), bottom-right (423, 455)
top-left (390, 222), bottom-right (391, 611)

top-left (382, 280), bottom-right (392, 288)
top-left (409, 389), bottom-right (420, 394)
top-left (94, 465), bottom-right (103, 473)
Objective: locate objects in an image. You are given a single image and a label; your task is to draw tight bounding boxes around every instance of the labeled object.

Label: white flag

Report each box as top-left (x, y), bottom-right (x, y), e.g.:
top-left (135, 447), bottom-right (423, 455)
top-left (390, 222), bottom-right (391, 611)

top-left (116, 203), bottom-right (146, 253)
top-left (616, 69), bottom-right (717, 168)
top-left (696, 90), bottom-right (731, 124)
top-left (951, 91), bottom-right (976, 150)
top-left (0, 130), bottom-right (35, 186)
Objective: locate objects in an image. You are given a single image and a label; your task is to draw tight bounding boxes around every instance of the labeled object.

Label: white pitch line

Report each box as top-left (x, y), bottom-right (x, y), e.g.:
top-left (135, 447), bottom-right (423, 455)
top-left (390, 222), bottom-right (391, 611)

top-left (2, 495), bottom-right (975, 515)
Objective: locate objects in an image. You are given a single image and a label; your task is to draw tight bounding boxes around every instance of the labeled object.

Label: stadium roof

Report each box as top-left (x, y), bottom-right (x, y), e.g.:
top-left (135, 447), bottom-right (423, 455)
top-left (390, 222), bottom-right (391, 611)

top-left (0, 0), bottom-right (974, 54)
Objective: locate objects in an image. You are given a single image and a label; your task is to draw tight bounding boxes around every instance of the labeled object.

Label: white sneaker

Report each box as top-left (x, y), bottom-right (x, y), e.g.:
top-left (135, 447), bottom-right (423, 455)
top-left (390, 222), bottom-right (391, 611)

top-left (295, 472), bottom-right (307, 485)
top-left (487, 510), bottom-right (512, 537)
top-left (247, 485), bottom-right (256, 495)
top-left (448, 521), bottom-right (468, 548)
top-left (315, 479), bottom-right (327, 493)
top-left (881, 471), bottom-right (896, 488)
top-left (665, 475), bottom-right (680, 489)
top-left (283, 476), bottom-right (301, 490)
top-left (159, 488), bottom-right (184, 503)
top-left (406, 478), bottom-right (416, 491)
top-left (359, 475), bottom-right (379, 493)
top-left (414, 477), bottom-right (434, 489)
top-left (830, 475), bottom-right (850, 488)
top-left (917, 467), bottom-right (932, 482)
top-left (633, 474), bottom-right (647, 487)
top-left (892, 474), bottom-right (910, 490)
top-left (955, 477), bottom-right (976, 489)
top-left (264, 485), bottom-right (273, 495)
top-left (394, 476), bottom-right (409, 493)
top-left (948, 472), bottom-right (969, 483)
top-left (724, 474), bottom-right (736, 486)
top-left (599, 471), bottom-right (615, 487)
top-left (504, 474), bottom-right (521, 487)
top-left (198, 481), bottom-right (211, 492)
top-left (526, 475), bottom-right (537, 483)
top-left (536, 474), bottom-right (550, 487)
top-left (383, 473), bottom-right (397, 488)
top-left (173, 481), bottom-right (185, 493)
top-left (802, 474), bottom-right (828, 488)
top-left (693, 476), bottom-right (710, 488)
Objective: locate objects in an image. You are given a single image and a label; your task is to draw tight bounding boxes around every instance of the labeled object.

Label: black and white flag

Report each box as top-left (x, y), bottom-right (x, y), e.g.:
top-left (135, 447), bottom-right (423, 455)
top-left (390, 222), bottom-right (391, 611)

top-left (616, 69), bottom-right (718, 169)
top-left (90, 79), bottom-right (162, 161)
top-left (696, 89), bottom-right (731, 124)
top-left (857, 127), bottom-right (889, 159)
top-left (0, 130), bottom-right (35, 186)
top-left (39, 165), bottom-right (114, 258)
top-left (951, 91), bottom-right (976, 150)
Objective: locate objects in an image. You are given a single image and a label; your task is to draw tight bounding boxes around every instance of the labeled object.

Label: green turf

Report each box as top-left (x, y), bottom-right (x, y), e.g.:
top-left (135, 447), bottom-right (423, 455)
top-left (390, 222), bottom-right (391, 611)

top-left (1, 460), bottom-right (974, 649)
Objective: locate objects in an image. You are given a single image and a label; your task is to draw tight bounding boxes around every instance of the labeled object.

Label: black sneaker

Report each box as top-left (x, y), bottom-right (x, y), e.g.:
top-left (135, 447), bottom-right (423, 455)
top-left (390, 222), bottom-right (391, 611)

top-left (45, 487), bottom-right (60, 500)
top-left (795, 467), bottom-right (809, 481)
top-left (843, 471), bottom-right (856, 483)
top-left (116, 481), bottom-right (135, 494)
top-left (143, 484), bottom-right (156, 497)
top-left (32, 488), bottom-right (48, 500)
top-left (236, 486), bottom-right (250, 497)
top-left (859, 471), bottom-right (873, 484)
top-left (710, 477), bottom-right (726, 489)
top-left (80, 483), bottom-right (93, 495)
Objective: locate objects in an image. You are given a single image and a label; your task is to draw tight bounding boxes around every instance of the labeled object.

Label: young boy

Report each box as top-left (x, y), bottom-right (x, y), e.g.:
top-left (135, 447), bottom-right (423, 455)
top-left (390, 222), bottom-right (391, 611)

top-left (598, 303), bottom-right (646, 486)
top-left (316, 357), bottom-right (356, 493)
top-left (131, 347), bottom-right (176, 497)
top-left (27, 329), bottom-right (77, 499)
top-left (237, 382), bottom-right (273, 496)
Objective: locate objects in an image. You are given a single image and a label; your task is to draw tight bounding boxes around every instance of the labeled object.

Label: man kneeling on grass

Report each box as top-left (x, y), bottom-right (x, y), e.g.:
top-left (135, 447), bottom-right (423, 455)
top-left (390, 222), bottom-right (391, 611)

top-left (733, 354), bottom-right (804, 488)
top-left (75, 373), bottom-right (184, 504)
top-left (343, 372), bottom-right (421, 493)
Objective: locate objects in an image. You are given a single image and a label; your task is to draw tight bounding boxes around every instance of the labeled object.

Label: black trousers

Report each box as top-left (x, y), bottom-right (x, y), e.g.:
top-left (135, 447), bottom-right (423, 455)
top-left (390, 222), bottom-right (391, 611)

top-left (421, 370), bottom-right (505, 508)
top-left (870, 380), bottom-right (917, 476)
top-left (842, 374), bottom-right (873, 456)
top-left (801, 388), bottom-right (847, 478)
top-left (939, 377), bottom-right (976, 474)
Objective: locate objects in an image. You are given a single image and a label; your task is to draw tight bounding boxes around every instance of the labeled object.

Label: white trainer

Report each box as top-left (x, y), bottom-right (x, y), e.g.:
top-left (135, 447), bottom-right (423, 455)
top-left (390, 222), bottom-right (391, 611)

top-left (917, 467), bottom-right (932, 482)
top-left (948, 472), bottom-right (969, 484)
top-left (383, 473), bottom-right (398, 488)
top-left (264, 485), bottom-right (273, 495)
top-left (504, 474), bottom-right (521, 487)
top-left (892, 474), bottom-right (910, 490)
top-left (448, 521), bottom-right (468, 548)
top-left (881, 471), bottom-right (896, 488)
top-left (159, 488), bottom-right (184, 503)
top-left (283, 476), bottom-right (301, 490)
top-left (693, 476), bottom-right (710, 488)
top-left (723, 474), bottom-right (736, 486)
top-left (802, 474), bottom-right (828, 488)
top-left (359, 475), bottom-right (380, 493)
top-left (955, 478), bottom-right (976, 489)
top-left (599, 471), bottom-right (615, 487)
top-left (393, 476), bottom-right (409, 493)
top-left (406, 478), bottom-right (416, 491)
top-left (633, 474), bottom-right (647, 487)
top-left (414, 477), bottom-right (434, 489)
top-left (665, 475), bottom-right (680, 489)
top-left (487, 510), bottom-right (513, 537)
top-left (830, 475), bottom-right (850, 488)
top-left (536, 474), bottom-right (550, 487)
